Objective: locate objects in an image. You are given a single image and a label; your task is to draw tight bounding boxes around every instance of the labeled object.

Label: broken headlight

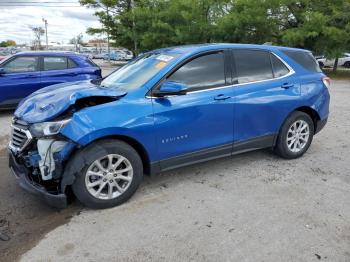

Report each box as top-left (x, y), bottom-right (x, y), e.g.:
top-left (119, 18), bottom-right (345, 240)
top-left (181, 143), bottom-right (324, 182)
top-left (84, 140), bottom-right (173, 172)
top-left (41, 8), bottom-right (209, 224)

top-left (30, 119), bottom-right (71, 137)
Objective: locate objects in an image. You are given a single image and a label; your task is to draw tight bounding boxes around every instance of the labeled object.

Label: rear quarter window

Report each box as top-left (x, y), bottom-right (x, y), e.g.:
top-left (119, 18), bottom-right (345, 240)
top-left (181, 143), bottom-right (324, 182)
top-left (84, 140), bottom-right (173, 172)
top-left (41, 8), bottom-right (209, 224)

top-left (282, 50), bottom-right (322, 73)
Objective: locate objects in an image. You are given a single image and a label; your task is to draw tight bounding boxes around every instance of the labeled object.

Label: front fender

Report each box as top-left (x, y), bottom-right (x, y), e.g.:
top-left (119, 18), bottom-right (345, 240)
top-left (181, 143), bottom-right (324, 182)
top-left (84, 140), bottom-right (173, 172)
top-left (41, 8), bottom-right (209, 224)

top-left (60, 98), bottom-right (157, 161)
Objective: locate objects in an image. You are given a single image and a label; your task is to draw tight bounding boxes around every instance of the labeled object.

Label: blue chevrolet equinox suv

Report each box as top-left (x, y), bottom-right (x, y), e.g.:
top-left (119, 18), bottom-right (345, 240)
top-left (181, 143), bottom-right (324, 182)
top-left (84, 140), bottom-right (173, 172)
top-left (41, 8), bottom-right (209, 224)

top-left (8, 44), bottom-right (330, 209)
top-left (0, 51), bottom-right (101, 109)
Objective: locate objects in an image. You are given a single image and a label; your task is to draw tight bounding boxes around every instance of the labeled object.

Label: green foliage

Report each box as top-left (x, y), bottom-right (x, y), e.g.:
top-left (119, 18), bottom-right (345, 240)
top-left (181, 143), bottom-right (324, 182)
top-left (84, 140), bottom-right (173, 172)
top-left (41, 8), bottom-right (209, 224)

top-left (80, 0), bottom-right (350, 62)
top-left (0, 40), bottom-right (16, 47)
top-left (279, 0), bottom-right (350, 59)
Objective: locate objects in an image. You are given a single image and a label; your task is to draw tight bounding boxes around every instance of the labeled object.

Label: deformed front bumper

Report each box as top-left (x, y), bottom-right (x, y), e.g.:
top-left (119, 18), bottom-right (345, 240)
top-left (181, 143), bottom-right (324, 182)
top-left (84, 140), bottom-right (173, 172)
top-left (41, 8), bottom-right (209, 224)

top-left (8, 150), bottom-right (67, 209)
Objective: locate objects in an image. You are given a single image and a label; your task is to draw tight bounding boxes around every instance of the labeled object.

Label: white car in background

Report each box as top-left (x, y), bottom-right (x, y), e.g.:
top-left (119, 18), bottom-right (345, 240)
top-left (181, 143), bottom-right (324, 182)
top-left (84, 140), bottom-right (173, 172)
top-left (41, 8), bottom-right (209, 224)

top-left (317, 53), bottom-right (350, 68)
top-left (92, 53), bottom-right (107, 59)
top-left (123, 50), bottom-right (134, 60)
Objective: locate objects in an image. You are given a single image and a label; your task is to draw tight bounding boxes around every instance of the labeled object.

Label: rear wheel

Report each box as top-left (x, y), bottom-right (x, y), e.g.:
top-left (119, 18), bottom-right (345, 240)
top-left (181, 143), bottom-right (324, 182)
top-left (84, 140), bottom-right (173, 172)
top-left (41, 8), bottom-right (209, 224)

top-left (72, 139), bottom-right (143, 209)
top-left (343, 61), bottom-right (350, 68)
top-left (274, 111), bottom-right (314, 159)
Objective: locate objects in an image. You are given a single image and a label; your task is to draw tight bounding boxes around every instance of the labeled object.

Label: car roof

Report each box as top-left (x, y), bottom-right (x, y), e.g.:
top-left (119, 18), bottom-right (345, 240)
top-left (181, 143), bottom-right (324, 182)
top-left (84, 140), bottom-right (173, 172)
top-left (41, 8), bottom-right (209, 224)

top-left (13, 51), bottom-right (83, 57)
top-left (152, 43), bottom-right (309, 55)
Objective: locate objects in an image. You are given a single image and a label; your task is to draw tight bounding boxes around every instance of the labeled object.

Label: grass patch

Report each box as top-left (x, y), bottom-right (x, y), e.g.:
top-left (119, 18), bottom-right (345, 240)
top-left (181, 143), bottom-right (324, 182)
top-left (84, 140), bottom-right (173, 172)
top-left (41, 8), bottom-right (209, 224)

top-left (323, 68), bottom-right (350, 80)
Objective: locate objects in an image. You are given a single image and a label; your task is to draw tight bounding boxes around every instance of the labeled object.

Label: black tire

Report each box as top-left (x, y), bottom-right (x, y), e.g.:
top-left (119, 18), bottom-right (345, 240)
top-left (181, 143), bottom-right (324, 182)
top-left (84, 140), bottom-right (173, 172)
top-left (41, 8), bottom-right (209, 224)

top-left (343, 61), bottom-right (350, 68)
top-left (72, 139), bottom-right (143, 209)
top-left (274, 111), bottom-right (314, 159)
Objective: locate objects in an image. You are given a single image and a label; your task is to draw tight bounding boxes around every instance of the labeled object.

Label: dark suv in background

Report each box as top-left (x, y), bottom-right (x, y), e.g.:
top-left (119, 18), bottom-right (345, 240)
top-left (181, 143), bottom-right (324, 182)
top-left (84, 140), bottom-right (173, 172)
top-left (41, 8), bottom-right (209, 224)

top-left (0, 51), bottom-right (102, 109)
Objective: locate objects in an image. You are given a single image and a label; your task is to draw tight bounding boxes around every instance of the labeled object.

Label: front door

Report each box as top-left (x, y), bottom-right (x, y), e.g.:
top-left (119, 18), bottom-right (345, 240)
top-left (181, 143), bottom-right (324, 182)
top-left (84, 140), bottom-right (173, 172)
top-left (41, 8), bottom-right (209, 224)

top-left (0, 56), bottom-right (40, 107)
top-left (151, 51), bottom-right (235, 170)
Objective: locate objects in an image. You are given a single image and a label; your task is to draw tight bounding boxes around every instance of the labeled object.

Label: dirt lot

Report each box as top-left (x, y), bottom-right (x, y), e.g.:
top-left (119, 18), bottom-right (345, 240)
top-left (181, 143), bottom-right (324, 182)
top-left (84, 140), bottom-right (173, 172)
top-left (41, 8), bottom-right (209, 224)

top-left (0, 80), bottom-right (349, 262)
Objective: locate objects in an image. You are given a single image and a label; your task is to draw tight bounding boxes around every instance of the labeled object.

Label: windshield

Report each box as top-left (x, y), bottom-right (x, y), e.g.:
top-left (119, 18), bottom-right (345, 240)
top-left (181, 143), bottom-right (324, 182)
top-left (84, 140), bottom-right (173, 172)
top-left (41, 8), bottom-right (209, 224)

top-left (100, 52), bottom-right (178, 90)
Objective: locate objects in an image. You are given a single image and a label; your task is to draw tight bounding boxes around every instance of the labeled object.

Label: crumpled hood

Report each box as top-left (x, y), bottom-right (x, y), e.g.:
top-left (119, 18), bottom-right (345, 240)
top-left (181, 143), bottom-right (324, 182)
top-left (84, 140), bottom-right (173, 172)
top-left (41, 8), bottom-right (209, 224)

top-left (15, 80), bottom-right (127, 123)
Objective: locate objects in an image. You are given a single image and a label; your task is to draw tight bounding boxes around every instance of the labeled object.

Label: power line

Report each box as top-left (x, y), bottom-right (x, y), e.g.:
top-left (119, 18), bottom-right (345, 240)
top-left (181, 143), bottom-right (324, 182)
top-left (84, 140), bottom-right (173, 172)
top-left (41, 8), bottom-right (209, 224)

top-left (0, 1), bottom-right (98, 8)
top-left (0, 1), bottom-right (79, 3)
top-left (0, 4), bottom-right (83, 7)
top-left (0, 1), bottom-right (81, 6)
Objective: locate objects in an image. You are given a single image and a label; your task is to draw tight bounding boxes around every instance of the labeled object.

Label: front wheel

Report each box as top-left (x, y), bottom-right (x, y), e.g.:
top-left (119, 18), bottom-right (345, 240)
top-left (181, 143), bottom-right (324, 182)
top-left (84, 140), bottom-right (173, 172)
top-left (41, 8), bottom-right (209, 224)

top-left (343, 61), bottom-right (350, 68)
top-left (72, 139), bottom-right (143, 209)
top-left (274, 111), bottom-right (314, 159)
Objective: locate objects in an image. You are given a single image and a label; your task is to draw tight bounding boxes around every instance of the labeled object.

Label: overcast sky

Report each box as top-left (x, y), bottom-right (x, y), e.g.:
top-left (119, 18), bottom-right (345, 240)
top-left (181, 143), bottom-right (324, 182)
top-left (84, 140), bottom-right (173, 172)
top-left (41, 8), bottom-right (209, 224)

top-left (0, 0), bottom-right (101, 44)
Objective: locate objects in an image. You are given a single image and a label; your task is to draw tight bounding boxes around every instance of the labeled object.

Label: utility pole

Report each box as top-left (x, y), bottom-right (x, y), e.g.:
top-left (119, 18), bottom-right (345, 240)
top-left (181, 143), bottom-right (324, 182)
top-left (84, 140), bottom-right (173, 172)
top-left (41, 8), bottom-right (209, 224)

top-left (106, 6), bottom-right (110, 63)
top-left (42, 18), bottom-right (48, 50)
top-left (131, 0), bottom-right (137, 55)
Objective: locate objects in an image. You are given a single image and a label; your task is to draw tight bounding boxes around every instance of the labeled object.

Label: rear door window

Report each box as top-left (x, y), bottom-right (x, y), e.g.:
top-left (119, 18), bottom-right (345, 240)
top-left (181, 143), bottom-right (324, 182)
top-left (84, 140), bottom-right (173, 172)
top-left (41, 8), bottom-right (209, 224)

top-left (43, 57), bottom-right (68, 71)
top-left (270, 54), bottom-right (290, 78)
top-left (168, 52), bottom-right (226, 91)
top-left (233, 50), bottom-right (273, 84)
top-left (2, 56), bottom-right (39, 73)
top-left (282, 50), bottom-right (322, 72)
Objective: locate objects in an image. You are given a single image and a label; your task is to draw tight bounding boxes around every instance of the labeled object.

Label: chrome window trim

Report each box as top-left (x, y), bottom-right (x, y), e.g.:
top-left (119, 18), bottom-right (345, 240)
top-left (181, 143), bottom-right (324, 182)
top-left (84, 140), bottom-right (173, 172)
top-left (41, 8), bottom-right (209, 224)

top-left (146, 52), bottom-right (295, 98)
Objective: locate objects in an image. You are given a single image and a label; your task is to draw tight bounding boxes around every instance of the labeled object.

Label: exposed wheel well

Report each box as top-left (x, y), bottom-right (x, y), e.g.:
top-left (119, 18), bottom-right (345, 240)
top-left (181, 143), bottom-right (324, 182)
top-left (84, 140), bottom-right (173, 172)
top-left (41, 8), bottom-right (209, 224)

top-left (294, 106), bottom-right (320, 132)
top-left (93, 135), bottom-right (151, 175)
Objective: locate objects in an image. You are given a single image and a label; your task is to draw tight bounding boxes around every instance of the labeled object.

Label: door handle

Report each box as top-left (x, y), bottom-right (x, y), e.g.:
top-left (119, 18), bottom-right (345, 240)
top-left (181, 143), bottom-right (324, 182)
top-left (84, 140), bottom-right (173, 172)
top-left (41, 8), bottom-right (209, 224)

top-left (214, 94), bottom-right (231, 101)
top-left (281, 83), bottom-right (294, 89)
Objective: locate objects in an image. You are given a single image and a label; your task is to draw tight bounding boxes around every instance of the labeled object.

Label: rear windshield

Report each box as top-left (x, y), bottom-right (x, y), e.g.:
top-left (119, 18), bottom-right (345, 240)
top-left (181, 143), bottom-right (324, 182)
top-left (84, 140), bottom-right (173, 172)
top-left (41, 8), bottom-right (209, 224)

top-left (282, 50), bottom-right (322, 73)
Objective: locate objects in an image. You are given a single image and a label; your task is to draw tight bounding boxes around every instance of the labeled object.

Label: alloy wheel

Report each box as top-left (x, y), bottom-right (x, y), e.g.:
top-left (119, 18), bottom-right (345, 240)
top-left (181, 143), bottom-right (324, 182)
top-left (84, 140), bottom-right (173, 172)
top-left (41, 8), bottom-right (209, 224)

top-left (85, 154), bottom-right (133, 200)
top-left (286, 120), bottom-right (310, 153)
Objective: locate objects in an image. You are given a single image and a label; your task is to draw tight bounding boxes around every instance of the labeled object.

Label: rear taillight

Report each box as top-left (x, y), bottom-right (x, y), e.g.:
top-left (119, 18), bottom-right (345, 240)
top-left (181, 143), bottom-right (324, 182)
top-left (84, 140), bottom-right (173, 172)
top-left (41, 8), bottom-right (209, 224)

top-left (322, 77), bottom-right (331, 89)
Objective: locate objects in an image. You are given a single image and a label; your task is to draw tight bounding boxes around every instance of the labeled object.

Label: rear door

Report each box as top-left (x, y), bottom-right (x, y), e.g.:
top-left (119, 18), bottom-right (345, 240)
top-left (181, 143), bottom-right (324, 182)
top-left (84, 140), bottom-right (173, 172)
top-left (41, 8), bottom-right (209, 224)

top-left (151, 50), bottom-right (235, 169)
top-left (41, 56), bottom-right (81, 88)
top-left (0, 55), bottom-right (40, 107)
top-left (232, 49), bottom-right (300, 147)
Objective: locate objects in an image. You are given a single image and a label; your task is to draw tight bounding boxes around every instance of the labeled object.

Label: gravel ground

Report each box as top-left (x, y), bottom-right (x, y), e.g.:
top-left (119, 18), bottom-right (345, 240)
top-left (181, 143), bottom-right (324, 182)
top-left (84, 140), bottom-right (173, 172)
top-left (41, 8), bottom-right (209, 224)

top-left (0, 80), bottom-right (349, 262)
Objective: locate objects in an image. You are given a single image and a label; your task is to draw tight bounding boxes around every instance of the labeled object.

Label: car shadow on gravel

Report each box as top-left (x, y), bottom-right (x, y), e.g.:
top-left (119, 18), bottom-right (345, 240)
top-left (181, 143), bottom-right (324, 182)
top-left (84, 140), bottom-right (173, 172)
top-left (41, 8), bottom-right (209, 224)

top-left (0, 148), bottom-right (274, 262)
top-left (0, 150), bottom-right (83, 262)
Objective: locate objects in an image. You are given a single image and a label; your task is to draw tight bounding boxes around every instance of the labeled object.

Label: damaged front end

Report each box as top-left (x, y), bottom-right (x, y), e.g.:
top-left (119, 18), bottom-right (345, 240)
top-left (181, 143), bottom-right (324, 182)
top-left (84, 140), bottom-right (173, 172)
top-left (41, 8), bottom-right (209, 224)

top-left (8, 118), bottom-right (76, 208)
top-left (8, 81), bottom-right (128, 208)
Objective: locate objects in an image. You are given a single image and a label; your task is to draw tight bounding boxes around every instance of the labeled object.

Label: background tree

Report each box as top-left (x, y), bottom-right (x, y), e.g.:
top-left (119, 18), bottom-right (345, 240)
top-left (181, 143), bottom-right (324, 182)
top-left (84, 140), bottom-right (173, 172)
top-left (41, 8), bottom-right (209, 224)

top-left (214, 0), bottom-right (280, 44)
top-left (80, 0), bottom-right (350, 71)
top-left (31, 26), bottom-right (45, 50)
top-left (275, 0), bottom-right (350, 72)
top-left (0, 40), bottom-right (16, 47)
top-left (69, 34), bottom-right (86, 52)
top-left (80, 0), bottom-right (122, 57)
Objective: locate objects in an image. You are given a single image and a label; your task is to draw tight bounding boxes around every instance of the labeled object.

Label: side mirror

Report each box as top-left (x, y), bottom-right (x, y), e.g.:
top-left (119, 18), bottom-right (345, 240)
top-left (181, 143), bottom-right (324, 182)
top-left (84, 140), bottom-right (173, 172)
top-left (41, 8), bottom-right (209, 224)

top-left (0, 68), bottom-right (5, 75)
top-left (153, 81), bottom-right (188, 97)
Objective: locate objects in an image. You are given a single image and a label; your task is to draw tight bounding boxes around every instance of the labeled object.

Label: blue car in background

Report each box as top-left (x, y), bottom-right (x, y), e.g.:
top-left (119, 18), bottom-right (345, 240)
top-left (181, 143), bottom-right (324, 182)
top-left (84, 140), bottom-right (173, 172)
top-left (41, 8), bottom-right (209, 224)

top-left (0, 51), bottom-right (102, 109)
top-left (8, 44), bottom-right (330, 209)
